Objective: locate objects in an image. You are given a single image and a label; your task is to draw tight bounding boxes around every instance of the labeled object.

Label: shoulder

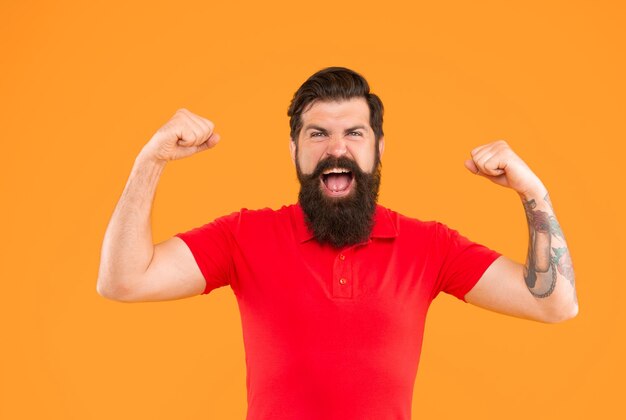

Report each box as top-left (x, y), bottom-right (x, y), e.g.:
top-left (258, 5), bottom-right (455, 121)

top-left (214, 204), bottom-right (294, 220)
top-left (377, 205), bottom-right (465, 250)
top-left (176, 204), bottom-right (296, 247)
top-left (235, 203), bottom-right (295, 221)
top-left (220, 204), bottom-right (297, 236)
top-left (378, 204), bottom-right (441, 235)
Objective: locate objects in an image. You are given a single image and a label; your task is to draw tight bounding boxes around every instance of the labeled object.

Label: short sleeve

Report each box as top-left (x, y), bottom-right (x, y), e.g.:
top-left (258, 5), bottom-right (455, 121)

top-left (174, 211), bottom-right (240, 295)
top-left (434, 222), bottom-right (502, 302)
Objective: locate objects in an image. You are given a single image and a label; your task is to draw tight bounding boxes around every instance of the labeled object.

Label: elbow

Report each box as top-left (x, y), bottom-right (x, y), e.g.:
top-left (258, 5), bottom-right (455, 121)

top-left (543, 302), bottom-right (579, 324)
top-left (96, 277), bottom-right (119, 300)
top-left (96, 280), bottom-right (115, 300)
top-left (96, 277), bottom-right (136, 302)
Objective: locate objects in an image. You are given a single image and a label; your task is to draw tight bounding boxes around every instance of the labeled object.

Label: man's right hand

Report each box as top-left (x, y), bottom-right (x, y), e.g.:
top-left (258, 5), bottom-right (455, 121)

top-left (140, 108), bottom-right (221, 163)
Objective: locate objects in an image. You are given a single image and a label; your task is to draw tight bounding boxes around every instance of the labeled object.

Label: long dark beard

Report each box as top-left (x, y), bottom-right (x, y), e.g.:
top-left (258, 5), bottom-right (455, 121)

top-left (296, 150), bottom-right (381, 248)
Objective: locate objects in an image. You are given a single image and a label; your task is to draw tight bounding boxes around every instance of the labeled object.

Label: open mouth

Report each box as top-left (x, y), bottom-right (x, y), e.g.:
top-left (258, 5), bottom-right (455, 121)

top-left (320, 167), bottom-right (354, 197)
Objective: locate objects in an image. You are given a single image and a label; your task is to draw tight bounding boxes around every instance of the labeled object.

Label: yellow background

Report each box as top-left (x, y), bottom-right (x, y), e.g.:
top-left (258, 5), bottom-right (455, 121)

top-left (1, 0), bottom-right (624, 418)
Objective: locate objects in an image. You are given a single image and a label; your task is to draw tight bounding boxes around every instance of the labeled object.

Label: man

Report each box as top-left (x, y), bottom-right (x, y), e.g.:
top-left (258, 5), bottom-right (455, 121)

top-left (97, 67), bottom-right (578, 419)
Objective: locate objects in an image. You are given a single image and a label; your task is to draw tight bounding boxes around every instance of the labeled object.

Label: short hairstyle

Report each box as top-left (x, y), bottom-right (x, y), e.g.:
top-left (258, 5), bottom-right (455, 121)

top-left (287, 67), bottom-right (384, 142)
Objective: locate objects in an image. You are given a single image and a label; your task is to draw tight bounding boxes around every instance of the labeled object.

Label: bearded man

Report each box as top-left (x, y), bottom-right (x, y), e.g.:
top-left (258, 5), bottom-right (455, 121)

top-left (97, 67), bottom-right (578, 420)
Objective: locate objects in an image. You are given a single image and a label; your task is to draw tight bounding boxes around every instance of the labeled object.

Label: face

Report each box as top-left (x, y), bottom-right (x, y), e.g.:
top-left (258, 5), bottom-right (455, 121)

top-left (290, 97), bottom-right (385, 248)
top-left (290, 97), bottom-right (385, 198)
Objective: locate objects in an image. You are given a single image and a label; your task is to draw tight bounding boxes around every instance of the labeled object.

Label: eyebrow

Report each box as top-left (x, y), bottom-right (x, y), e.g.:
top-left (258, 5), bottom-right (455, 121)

top-left (304, 125), bottom-right (368, 133)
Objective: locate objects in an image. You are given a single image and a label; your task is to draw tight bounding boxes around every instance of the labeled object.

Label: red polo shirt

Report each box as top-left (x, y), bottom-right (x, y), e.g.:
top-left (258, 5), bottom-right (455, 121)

top-left (175, 203), bottom-right (501, 420)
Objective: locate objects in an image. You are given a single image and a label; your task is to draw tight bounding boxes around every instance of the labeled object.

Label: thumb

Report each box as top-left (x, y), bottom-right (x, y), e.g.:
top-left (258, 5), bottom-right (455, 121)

top-left (207, 132), bottom-right (221, 148)
top-left (197, 132), bottom-right (221, 152)
top-left (464, 159), bottom-right (479, 175)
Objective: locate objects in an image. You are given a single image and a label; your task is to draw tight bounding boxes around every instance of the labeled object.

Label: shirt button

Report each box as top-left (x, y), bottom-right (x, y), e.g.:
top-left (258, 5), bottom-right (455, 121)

top-left (339, 278), bottom-right (347, 285)
top-left (339, 254), bottom-right (346, 260)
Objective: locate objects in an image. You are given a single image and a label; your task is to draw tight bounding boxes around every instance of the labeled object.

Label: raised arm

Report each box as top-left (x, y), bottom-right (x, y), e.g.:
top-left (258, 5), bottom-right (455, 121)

top-left (463, 140), bottom-right (578, 323)
top-left (96, 109), bottom-right (220, 302)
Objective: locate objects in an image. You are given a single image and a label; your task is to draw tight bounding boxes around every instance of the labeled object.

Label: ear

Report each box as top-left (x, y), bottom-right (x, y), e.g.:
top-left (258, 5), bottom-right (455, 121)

top-left (289, 139), bottom-right (296, 165)
top-left (378, 136), bottom-right (385, 159)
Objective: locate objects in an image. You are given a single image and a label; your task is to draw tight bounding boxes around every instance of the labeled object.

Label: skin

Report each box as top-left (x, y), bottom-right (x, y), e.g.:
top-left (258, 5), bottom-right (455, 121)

top-left (97, 109), bottom-right (219, 302)
top-left (463, 141), bottom-right (578, 322)
top-left (289, 98), bottom-right (385, 197)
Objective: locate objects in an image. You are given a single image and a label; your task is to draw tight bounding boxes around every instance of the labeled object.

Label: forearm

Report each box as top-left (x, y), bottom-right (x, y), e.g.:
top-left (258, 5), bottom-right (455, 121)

top-left (521, 187), bottom-right (578, 321)
top-left (97, 151), bottom-right (167, 296)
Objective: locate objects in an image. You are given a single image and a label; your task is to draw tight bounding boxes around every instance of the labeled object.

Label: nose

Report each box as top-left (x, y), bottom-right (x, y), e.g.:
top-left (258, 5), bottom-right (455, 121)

top-left (325, 135), bottom-right (348, 158)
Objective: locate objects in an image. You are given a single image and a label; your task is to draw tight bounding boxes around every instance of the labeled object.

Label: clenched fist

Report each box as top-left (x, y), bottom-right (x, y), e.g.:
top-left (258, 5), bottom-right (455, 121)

top-left (464, 140), bottom-right (546, 197)
top-left (140, 108), bottom-right (220, 163)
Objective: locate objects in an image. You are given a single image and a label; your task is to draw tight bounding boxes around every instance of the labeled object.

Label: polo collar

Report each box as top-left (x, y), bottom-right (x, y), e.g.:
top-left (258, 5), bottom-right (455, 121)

top-left (292, 202), bottom-right (398, 244)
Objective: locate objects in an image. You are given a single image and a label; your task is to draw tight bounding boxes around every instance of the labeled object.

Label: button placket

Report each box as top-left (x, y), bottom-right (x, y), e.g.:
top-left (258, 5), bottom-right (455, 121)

top-left (332, 249), bottom-right (353, 299)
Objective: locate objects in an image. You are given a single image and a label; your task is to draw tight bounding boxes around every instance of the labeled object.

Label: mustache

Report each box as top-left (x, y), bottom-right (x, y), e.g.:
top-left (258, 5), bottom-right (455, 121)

top-left (302, 156), bottom-right (363, 181)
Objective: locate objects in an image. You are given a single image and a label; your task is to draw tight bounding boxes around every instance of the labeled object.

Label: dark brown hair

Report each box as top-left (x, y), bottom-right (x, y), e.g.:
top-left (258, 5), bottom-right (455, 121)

top-left (287, 67), bottom-right (384, 142)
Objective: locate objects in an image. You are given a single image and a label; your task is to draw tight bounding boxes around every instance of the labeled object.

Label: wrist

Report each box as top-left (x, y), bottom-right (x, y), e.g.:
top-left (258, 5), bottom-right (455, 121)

top-left (136, 148), bottom-right (168, 169)
top-left (518, 182), bottom-right (548, 202)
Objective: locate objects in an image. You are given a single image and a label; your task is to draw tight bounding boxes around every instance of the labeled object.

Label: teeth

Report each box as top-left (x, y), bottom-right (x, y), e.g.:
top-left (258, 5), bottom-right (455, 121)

top-left (322, 168), bottom-right (351, 175)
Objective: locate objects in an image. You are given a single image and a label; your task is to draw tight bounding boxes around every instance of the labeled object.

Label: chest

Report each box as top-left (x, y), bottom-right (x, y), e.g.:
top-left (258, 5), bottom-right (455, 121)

top-left (231, 236), bottom-right (437, 312)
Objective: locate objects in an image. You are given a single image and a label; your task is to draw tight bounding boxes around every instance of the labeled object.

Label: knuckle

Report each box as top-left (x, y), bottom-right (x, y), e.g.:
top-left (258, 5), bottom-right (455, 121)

top-left (181, 129), bottom-right (195, 143)
top-left (201, 120), bottom-right (214, 137)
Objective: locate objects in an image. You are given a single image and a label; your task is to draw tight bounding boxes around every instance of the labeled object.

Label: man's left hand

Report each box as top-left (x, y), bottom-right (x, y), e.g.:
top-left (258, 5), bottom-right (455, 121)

top-left (464, 140), bottom-right (546, 196)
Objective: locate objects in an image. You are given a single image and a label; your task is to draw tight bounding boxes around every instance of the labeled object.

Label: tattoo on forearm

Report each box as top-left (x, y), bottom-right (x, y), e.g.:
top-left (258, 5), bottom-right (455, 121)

top-left (523, 193), bottom-right (576, 299)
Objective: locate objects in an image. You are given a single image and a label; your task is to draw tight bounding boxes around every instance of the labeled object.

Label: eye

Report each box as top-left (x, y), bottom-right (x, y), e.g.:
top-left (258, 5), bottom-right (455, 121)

top-left (311, 132), bottom-right (326, 137)
top-left (348, 131), bottom-right (363, 136)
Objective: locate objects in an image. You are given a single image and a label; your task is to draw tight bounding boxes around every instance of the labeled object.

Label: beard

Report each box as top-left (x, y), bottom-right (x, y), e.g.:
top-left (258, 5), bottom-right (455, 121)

top-left (296, 148), bottom-right (382, 249)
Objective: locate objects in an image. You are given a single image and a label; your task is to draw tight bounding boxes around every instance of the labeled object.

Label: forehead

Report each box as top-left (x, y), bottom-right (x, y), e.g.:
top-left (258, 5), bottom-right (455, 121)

top-left (301, 97), bottom-right (371, 128)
